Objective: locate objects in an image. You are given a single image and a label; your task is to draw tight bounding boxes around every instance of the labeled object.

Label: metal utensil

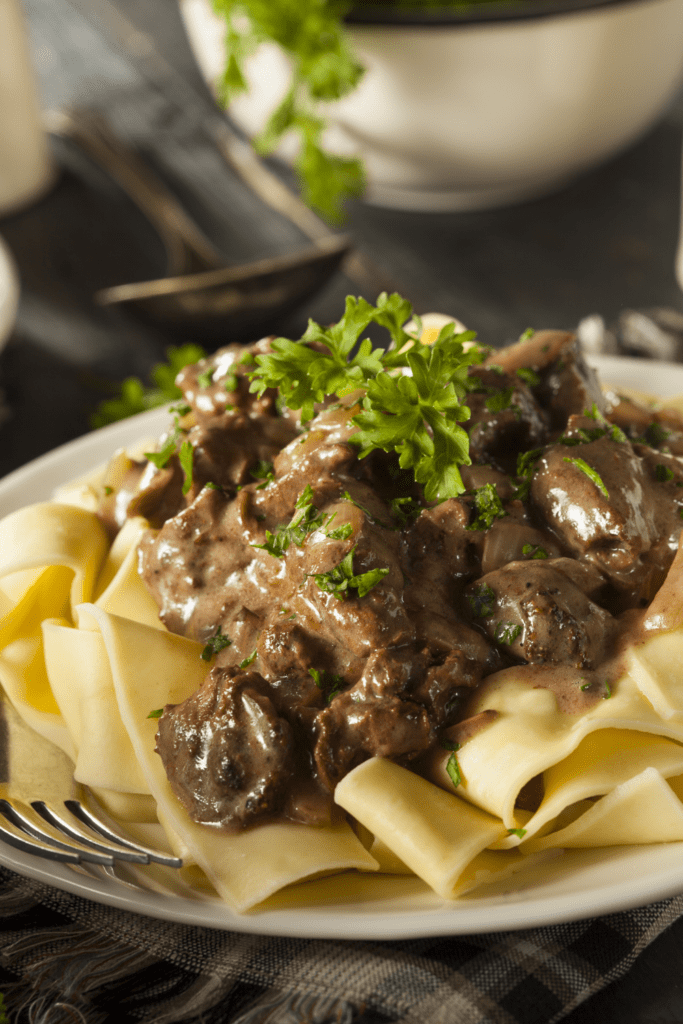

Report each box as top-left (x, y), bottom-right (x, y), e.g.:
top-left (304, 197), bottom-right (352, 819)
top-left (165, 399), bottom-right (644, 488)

top-left (0, 796), bottom-right (182, 867)
top-left (47, 108), bottom-right (352, 342)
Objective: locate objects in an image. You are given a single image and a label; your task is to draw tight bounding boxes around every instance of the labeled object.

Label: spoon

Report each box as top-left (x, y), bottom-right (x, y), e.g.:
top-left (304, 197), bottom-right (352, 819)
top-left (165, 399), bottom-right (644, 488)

top-left (47, 108), bottom-right (352, 343)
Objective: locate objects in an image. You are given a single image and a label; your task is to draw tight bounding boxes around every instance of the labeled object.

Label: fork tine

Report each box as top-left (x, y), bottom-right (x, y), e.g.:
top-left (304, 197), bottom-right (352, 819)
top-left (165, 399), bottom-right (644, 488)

top-left (30, 801), bottom-right (150, 864)
top-left (0, 799), bottom-right (115, 865)
top-left (63, 800), bottom-right (183, 868)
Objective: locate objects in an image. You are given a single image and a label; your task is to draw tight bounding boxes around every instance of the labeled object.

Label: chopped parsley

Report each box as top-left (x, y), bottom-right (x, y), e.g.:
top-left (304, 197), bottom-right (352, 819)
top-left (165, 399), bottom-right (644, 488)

top-left (224, 372), bottom-right (239, 393)
top-left (604, 681), bottom-right (612, 699)
top-left (441, 740), bottom-right (462, 789)
top-left (517, 367), bottom-right (540, 388)
top-left (179, 439), bottom-right (194, 495)
top-left (250, 293), bottom-right (483, 501)
top-left (643, 422), bottom-right (671, 447)
top-left (522, 543), bottom-right (548, 559)
top-left (253, 485), bottom-right (328, 558)
top-left (467, 584), bottom-right (496, 619)
top-left (251, 459), bottom-right (275, 489)
top-left (147, 708), bottom-right (164, 719)
top-left (656, 464), bottom-right (675, 483)
top-left (485, 387), bottom-right (515, 413)
top-left (308, 667), bottom-right (344, 703)
top-left (201, 627), bottom-right (232, 662)
top-left (467, 483), bottom-right (507, 531)
top-left (507, 827), bottom-right (527, 839)
top-left (563, 457), bottom-right (609, 498)
top-left (196, 367), bottom-right (214, 389)
top-left (580, 680), bottom-right (592, 691)
top-left (239, 649), bottom-right (258, 668)
top-left (494, 621), bottom-right (522, 645)
top-left (326, 521), bottom-right (354, 540)
top-left (514, 447), bottom-right (544, 501)
top-left (91, 344), bottom-right (205, 427)
top-left (390, 496), bottom-right (423, 526)
top-left (310, 545), bottom-right (389, 600)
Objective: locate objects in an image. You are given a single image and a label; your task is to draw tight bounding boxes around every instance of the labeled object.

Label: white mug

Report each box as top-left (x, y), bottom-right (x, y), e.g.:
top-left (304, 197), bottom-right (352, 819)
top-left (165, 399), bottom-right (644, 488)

top-left (0, 0), bottom-right (55, 216)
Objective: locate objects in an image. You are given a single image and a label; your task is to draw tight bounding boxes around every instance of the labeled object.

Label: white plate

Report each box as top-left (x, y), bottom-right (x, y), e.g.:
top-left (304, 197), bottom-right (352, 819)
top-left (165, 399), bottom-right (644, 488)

top-left (2, 354), bottom-right (683, 939)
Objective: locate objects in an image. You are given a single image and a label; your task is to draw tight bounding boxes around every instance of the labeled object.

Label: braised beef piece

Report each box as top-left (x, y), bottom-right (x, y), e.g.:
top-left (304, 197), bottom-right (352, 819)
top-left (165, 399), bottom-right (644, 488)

top-left (464, 366), bottom-right (548, 471)
top-left (464, 560), bottom-right (616, 669)
top-left (529, 417), bottom-right (667, 597)
top-left (156, 668), bottom-right (297, 829)
top-left (485, 330), bottom-right (605, 430)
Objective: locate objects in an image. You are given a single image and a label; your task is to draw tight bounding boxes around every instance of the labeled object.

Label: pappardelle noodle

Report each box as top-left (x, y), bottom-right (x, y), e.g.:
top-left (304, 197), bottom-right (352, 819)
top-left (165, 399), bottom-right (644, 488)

top-left (4, 295), bottom-right (683, 911)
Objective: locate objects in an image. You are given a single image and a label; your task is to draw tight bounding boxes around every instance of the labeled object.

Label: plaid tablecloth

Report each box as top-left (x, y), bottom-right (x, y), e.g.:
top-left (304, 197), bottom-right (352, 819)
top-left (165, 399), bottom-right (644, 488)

top-left (0, 865), bottom-right (681, 1024)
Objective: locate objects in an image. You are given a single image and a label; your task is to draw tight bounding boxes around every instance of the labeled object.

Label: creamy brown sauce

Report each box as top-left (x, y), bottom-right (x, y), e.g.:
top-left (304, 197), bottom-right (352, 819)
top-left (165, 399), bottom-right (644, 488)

top-left (99, 333), bottom-right (683, 832)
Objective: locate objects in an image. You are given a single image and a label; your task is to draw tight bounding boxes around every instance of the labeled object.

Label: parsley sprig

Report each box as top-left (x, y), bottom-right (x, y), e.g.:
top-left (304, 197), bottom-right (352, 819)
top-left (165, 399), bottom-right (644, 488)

top-left (250, 293), bottom-right (483, 501)
top-left (91, 344), bottom-right (205, 427)
top-left (310, 545), bottom-right (389, 600)
top-left (252, 484), bottom-right (328, 558)
top-left (213, 0), bottom-right (364, 222)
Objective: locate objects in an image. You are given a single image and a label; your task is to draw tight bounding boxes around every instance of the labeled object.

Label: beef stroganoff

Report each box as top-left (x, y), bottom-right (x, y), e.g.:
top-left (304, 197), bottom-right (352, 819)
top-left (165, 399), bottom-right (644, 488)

top-left (3, 295), bottom-right (683, 911)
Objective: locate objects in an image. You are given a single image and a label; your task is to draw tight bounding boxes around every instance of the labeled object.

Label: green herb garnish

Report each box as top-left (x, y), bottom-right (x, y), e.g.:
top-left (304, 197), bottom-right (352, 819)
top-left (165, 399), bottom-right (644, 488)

top-left (507, 827), bottom-right (527, 839)
top-left (196, 368), bottom-right (214, 389)
top-left (656, 464), bottom-right (675, 482)
top-left (239, 650), bottom-right (258, 668)
top-left (326, 521), bottom-right (354, 540)
top-left (494, 621), bottom-right (522, 645)
top-left (91, 344), bottom-right (205, 427)
top-left (250, 293), bottom-right (483, 502)
top-left (441, 740), bottom-right (462, 789)
top-left (517, 367), bottom-right (540, 388)
top-left (390, 496), bottom-right (423, 526)
top-left (485, 387), bottom-right (514, 413)
top-left (467, 584), bottom-right (496, 619)
top-left (514, 447), bottom-right (544, 501)
top-left (310, 545), bottom-right (389, 600)
top-left (251, 459), bottom-right (275, 489)
top-left (522, 543), bottom-right (548, 559)
top-left (253, 485), bottom-right (328, 557)
top-left (201, 626), bottom-right (232, 662)
top-left (563, 457), bottom-right (609, 498)
top-left (147, 708), bottom-right (164, 719)
top-left (179, 439), bottom-right (194, 495)
top-left (467, 483), bottom-right (507, 531)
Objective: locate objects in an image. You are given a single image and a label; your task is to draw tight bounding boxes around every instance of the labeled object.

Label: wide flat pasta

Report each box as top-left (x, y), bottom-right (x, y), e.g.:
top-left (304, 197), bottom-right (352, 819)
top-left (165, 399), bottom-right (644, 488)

top-left (85, 605), bottom-right (379, 912)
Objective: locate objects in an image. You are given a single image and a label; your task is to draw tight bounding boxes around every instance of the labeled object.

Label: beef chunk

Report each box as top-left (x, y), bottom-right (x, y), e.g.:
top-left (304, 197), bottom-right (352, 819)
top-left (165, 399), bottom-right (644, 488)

top-left (464, 560), bottom-right (616, 669)
top-left (155, 668), bottom-right (296, 829)
top-left (530, 424), bottom-right (659, 592)
top-left (464, 366), bottom-right (549, 470)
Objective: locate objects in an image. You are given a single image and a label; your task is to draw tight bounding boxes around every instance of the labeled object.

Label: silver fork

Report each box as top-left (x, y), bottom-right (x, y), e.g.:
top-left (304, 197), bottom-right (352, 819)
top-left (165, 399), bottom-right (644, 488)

top-left (0, 798), bottom-right (182, 868)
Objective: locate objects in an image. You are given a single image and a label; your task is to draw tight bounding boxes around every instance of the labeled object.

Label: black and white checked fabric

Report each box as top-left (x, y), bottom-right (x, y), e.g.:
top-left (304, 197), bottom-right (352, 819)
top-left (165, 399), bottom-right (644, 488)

top-left (0, 866), bottom-right (681, 1024)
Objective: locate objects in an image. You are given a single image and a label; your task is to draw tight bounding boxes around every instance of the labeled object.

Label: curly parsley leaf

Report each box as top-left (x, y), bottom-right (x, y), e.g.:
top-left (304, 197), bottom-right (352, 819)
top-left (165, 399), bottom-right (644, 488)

top-left (466, 483), bottom-right (507, 531)
top-left (201, 626), bottom-right (232, 662)
top-left (310, 545), bottom-right (389, 600)
top-left (252, 485), bottom-right (328, 558)
top-left (251, 294), bottom-right (482, 502)
top-left (212, 0), bottom-right (364, 221)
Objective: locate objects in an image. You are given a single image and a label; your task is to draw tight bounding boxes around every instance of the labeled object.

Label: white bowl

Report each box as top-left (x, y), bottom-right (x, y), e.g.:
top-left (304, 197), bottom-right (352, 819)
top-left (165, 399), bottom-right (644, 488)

top-left (179, 0), bottom-right (683, 211)
top-left (0, 236), bottom-right (19, 352)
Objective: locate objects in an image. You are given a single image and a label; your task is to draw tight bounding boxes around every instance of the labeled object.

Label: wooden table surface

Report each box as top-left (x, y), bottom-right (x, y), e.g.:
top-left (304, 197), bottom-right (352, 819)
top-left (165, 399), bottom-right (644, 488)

top-left (2, 0), bottom-right (683, 1020)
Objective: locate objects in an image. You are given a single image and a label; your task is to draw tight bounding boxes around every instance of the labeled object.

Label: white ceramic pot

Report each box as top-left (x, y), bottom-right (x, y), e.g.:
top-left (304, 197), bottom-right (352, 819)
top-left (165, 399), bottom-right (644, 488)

top-left (179, 0), bottom-right (683, 212)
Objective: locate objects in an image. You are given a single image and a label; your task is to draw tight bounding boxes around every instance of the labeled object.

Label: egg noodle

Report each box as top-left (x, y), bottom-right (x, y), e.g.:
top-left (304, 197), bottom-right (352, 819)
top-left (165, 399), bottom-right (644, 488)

top-left (3, 348), bottom-right (683, 912)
